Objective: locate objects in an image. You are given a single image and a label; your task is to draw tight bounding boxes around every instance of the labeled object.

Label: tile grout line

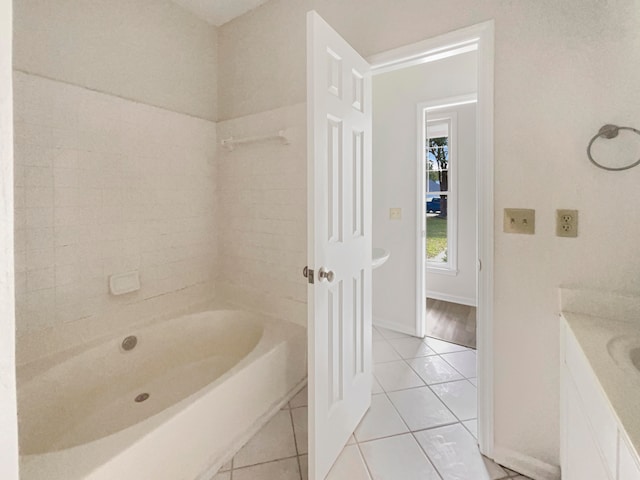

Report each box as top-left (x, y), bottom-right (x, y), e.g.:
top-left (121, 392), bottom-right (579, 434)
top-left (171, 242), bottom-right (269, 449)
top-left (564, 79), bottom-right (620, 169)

top-left (381, 385), bottom-right (446, 480)
top-left (225, 384), bottom-right (307, 478)
top-left (223, 447), bottom-right (235, 475)
top-left (374, 374), bottom-right (473, 389)
top-left (408, 429), bottom-right (445, 480)
top-left (376, 330), bottom-right (529, 479)
top-left (392, 358), bottom-right (470, 426)
top-left (359, 334), bottom-right (446, 476)
top-left (395, 348), bottom-right (501, 478)
top-left (353, 437), bottom-right (375, 480)
top-left (403, 341), bottom-right (482, 446)
top-left (459, 418), bottom-right (478, 439)
top-left (385, 334), bottom-right (477, 424)
top-left (357, 328), bottom-right (390, 478)
top-left (438, 350), bottom-right (478, 380)
top-left (354, 427), bottom-right (451, 446)
top-left (372, 331), bottom-right (486, 479)
top-left (373, 347), bottom-right (473, 434)
top-left (230, 454), bottom-right (301, 473)
top-left (287, 401), bottom-right (304, 480)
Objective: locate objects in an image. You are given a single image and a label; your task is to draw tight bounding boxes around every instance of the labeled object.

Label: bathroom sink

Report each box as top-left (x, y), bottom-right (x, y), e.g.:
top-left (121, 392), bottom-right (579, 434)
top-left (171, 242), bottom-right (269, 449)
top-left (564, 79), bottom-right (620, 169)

top-left (607, 335), bottom-right (640, 376)
top-left (372, 248), bottom-right (390, 269)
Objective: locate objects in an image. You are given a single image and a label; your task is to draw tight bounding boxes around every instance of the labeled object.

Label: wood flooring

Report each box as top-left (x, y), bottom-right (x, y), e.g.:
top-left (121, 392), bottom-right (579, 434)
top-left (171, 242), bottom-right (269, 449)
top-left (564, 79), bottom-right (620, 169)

top-left (425, 298), bottom-right (477, 349)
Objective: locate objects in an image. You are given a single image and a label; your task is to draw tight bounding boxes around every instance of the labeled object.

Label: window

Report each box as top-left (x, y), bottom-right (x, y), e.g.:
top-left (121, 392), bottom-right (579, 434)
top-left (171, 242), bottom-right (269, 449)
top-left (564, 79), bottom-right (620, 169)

top-left (425, 113), bottom-right (457, 273)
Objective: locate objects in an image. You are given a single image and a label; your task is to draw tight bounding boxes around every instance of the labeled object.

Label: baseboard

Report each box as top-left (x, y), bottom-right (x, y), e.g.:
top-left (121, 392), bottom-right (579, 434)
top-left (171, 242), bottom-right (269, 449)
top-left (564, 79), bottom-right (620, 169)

top-left (372, 317), bottom-right (419, 337)
top-left (492, 446), bottom-right (561, 480)
top-left (426, 291), bottom-right (477, 307)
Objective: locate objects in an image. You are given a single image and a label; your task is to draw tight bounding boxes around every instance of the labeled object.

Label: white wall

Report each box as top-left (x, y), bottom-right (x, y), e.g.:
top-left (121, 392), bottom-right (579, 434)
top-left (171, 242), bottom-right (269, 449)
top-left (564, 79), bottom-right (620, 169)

top-left (13, 0), bottom-right (219, 121)
top-left (14, 72), bottom-right (218, 364)
top-left (218, 0), bottom-right (640, 472)
top-left (425, 103), bottom-right (477, 306)
top-left (372, 53), bottom-right (477, 333)
top-left (0, 0), bottom-right (19, 477)
top-left (217, 104), bottom-right (307, 326)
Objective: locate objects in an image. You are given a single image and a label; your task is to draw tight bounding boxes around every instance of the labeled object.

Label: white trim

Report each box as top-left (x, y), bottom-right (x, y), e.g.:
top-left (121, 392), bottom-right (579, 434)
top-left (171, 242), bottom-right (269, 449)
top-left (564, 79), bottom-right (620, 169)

top-left (414, 100), bottom-right (426, 339)
top-left (559, 320), bottom-right (568, 476)
top-left (370, 36), bottom-right (479, 76)
top-left (492, 446), bottom-right (561, 480)
top-left (368, 19), bottom-right (495, 458)
top-left (373, 317), bottom-right (420, 337)
top-left (422, 93), bottom-right (478, 110)
top-left (426, 291), bottom-right (477, 308)
top-left (426, 266), bottom-right (458, 276)
top-left (0, 0), bottom-right (19, 477)
top-left (370, 43), bottom-right (478, 76)
top-left (475, 20), bottom-right (495, 459)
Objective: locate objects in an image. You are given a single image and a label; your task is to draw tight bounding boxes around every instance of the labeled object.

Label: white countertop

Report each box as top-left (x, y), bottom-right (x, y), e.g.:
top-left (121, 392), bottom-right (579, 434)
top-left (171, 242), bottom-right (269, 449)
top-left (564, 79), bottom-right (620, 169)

top-left (561, 288), bottom-right (640, 460)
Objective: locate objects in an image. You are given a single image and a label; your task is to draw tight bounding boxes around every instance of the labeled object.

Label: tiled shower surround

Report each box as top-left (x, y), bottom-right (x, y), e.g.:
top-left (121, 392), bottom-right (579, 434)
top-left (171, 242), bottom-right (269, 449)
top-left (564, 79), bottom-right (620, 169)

top-left (13, 71), bottom-right (218, 360)
top-left (217, 104), bottom-right (307, 327)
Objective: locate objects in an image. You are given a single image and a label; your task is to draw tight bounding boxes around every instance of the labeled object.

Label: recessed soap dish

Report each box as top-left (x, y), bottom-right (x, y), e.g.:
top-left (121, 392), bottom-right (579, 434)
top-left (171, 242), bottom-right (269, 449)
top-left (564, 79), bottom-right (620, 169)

top-left (109, 271), bottom-right (140, 296)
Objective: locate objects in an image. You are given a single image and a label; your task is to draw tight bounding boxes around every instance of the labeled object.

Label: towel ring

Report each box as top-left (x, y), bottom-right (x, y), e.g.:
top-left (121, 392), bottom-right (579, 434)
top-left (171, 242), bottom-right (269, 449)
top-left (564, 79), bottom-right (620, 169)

top-left (587, 124), bottom-right (640, 171)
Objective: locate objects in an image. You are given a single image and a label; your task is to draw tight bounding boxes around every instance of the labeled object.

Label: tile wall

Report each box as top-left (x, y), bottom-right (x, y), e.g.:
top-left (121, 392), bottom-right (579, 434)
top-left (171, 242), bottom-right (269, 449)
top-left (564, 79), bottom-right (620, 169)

top-left (13, 72), bottom-right (218, 362)
top-left (217, 103), bottom-right (307, 326)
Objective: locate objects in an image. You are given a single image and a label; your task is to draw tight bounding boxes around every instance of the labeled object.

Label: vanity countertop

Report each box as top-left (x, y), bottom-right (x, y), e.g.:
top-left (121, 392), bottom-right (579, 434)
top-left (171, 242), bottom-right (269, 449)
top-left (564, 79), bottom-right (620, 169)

top-left (560, 288), bottom-right (640, 462)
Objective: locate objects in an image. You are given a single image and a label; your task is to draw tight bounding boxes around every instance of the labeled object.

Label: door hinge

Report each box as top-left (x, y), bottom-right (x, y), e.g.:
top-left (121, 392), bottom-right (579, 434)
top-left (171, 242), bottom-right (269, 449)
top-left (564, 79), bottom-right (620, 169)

top-left (303, 266), bottom-right (314, 284)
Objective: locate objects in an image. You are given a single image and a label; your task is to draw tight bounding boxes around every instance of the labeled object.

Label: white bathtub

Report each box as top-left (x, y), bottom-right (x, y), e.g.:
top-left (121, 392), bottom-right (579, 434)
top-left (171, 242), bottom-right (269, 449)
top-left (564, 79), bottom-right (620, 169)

top-left (18, 308), bottom-right (307, 480)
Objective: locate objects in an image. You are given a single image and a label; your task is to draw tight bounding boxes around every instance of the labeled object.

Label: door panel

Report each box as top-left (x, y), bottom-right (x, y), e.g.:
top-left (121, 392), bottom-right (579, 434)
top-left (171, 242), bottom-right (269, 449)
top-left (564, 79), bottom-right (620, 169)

top-left (307, 10), bottom-right (372, 480)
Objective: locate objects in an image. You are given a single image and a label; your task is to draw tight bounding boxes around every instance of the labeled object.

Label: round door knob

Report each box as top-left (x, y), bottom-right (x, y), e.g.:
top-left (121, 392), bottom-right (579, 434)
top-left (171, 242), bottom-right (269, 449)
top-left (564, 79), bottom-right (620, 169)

top-left (318, 268), bottom-right (334, 282)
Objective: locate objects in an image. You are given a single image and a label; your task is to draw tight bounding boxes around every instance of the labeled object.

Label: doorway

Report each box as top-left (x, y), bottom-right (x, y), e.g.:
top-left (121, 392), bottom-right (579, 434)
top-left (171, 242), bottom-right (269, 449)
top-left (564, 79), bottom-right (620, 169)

top-left (422, 98), bottom-right (478, 349)
top-left (369, 21), bottom-right (494, 457)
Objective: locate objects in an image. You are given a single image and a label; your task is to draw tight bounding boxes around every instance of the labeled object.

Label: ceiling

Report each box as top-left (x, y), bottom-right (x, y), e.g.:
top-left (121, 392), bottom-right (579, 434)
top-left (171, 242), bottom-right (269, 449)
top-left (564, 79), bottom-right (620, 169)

top-left (171, 0), bottom-right (271, 26)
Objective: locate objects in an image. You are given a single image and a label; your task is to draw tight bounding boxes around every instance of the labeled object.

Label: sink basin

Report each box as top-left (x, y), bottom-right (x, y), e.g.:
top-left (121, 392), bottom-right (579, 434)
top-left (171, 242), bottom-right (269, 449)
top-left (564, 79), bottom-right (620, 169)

top-left (607, 335), bottom-right (640, 375)
top-left (372, 248), bottom-right (390, 269)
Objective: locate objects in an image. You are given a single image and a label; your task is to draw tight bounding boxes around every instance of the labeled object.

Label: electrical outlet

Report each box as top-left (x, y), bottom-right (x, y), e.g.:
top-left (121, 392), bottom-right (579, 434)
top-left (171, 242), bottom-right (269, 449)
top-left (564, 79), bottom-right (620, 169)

top-left (557, 209), bottom-right (578, 238)
top-left (389, 208), bottom-right (402, 220)
top-left (503, 208), bottom-right (535, 234)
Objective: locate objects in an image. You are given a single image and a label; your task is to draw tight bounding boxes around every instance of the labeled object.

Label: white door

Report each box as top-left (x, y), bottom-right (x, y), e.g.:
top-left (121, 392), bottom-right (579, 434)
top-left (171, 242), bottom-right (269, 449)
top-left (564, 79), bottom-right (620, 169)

top-left (306, 10), bottom-right (372, 480)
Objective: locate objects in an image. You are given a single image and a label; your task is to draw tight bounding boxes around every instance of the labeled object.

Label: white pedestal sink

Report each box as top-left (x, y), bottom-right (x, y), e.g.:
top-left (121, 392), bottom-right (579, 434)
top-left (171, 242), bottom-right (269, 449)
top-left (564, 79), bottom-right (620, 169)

top-left (372, 248), bottom-right (390, 269)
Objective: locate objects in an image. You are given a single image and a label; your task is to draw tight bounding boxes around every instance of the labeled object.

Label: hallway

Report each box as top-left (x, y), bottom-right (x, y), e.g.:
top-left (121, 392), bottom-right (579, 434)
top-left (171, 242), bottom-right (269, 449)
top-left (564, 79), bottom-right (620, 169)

top-left (426, 298), bottom-right (477, 348)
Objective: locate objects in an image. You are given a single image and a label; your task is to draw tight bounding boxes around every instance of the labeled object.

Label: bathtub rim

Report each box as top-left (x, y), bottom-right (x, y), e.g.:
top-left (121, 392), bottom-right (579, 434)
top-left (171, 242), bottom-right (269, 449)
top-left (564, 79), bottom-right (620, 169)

top-left (16, 284), bottom-right (220, 367)
top-left (17, 302), bottom-right (264, 381)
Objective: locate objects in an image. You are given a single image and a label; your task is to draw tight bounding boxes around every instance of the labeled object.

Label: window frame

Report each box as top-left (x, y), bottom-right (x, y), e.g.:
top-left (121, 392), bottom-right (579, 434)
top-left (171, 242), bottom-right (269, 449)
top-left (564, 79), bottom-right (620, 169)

top-left (424, 111), bottom-right (458, 275)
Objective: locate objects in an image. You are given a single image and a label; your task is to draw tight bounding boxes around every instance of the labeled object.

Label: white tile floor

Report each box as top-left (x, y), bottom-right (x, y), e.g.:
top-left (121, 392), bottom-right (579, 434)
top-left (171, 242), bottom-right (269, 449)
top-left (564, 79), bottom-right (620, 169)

top-left (213, 327), bottom-right (533, 480)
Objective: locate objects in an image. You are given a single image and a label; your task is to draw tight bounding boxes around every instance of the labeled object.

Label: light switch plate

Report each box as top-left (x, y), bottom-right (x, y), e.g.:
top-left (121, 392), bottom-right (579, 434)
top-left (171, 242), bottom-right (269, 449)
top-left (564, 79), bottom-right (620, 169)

top-left (389, 208), bottom-right (402, 220)
top-left (504, 208), bottom-right (535, 234)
